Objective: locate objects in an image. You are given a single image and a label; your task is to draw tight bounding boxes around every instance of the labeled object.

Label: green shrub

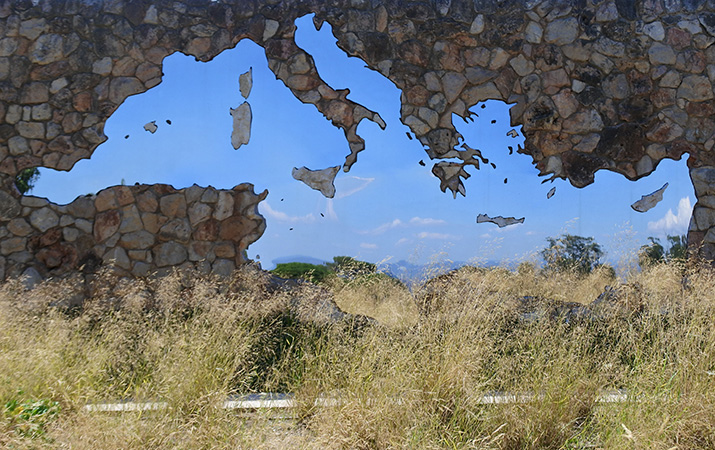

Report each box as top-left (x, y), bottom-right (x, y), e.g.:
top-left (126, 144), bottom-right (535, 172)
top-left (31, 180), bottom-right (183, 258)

top-left (271, 262), bottom-right (332, 283)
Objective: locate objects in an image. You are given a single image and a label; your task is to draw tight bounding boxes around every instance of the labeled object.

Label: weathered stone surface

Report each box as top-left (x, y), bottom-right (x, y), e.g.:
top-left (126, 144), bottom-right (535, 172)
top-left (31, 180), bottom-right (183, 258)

top-left (648, 43), bottom-right (676, 65)
top-left (66, 196), bottom-right (95, 218)
top-left (159, 218), bottom-right (191, 243)
top-left (7, 218), bottom-right (33, 236)
top-left (0, 190), bottom-right (20, 220)
top-left (213, 192), bottom-right (234, 221)
top-left (1, 237), bottom-right (26, 255)
top-left (29, 34), bottom-right (63, 65)
top-left (29, 207), bottom-right (59, 232)
top-left (143, 121), bottom-right (157, 133)
top-left (291, 165), bottom-right (340, 198)
top-left (212, 259), bottom-right (235, 277)
top-left (109, 77), bottom-right (144, 104)
top-left (230, 102), bottom-right (251, 149)
top-left (631, 183), bottom-right (668, 212)
top-left (525, 21), bottom-right (543, 44)
top-left (477, 214), bottom-right (525, 228)
top-left (103, 247), bottom-right (131, 270)
top-left (119, 230), bottom-right (155, 249)
top-left (239, 68), bottom-right (252, 99)
top-left (136, 191), bottom-right (158, 212)
top-left (160, 194), bottom-right (186, 218)
top-left (95, 189), bottom-right (118, 212)
top-left (691, 167), bottom-right (715, 196)
top-left (644, 21), bottom-right (665, 41)
top-left (153, 241), bottom-right (188, 267)
top-left (119, 205), bottom-right (142, 233)
top-left (93, 210), bottom-right (120, 243)
top-left (188, 202), bottom-right (212, 226)
top-left (545, 18), bottom-right (579, 45)
top-left (678, 75), bottom-right (714, 101)
top-left (563, 109), bottom-right (604, 133)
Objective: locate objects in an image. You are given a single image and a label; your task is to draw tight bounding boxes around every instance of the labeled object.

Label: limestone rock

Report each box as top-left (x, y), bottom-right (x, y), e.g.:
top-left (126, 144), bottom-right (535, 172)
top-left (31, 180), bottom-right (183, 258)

top-left (525, 21), bottom-right (543, 44)
top-left (230, 102), bottom-right (252, 149)
top-left (29, 34), bottom-right (63, 65)
top-left (103, 247), bottom-right (131, 270)
top-left (159, 194), bottom-right (186, 218)
top-left (545, 18), bottom-right (579, 46)
top-left (292, 165), bottom-right (341, 198)
top-left (143, 120), bottom-right (157, 133)
top-left (477, 214), bottom-right (525, 228)
top-left (30, 207), bottom-right (59, 232)
top-left (631, 183), bottom-right (668, 212)
top-left (7, 218), bottom-right (32, 236)
top-left (213, 192), bottom-right (234, 220)
top-left (109, 77), bottom-right (144, 104)
top-left (188, 202), bottom-right (212, 226)
top-left (648, 43), bottom-right (676, 65)
top-left (0, 190), bottom-right (20, 220)
top-left (120, 230), bottom-right (155, 249)
top-left (159, 218), bottom-right (191, 243)
top-left (153, 241), bottom-right (188, 267)
top-left (239, 68), bottom-right (253, 99)
top-left (94, 210), bottom-right (120, 242)
top-left (677, 75), bottom-right (714, 101)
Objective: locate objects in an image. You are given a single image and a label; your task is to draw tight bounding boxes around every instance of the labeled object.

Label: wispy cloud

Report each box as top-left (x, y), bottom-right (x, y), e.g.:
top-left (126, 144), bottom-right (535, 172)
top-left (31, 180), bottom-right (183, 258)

top-left (409, 216), bottom-right (447, 226)
top-left (334, 176), bottom-right (375, 199)
top-left (360, 242), bottom-right (378, 249)
top-left (416, 231), bottom-right (457, 240)
top-left (395, 238), bottom-right (410, 245)
top-left (360, 219), bottom-right (403, 235)
top-left (325, 199), bottom-right (338, 220)
top-left (259, 202), bottom-right (316, 223)
top-left (647, 197), bottom-right (692, 236)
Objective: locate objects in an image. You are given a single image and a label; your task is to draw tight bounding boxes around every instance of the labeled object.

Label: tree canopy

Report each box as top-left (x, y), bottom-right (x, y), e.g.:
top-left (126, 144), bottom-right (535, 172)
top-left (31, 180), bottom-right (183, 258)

top-left (638, 235), bottom-right (687, 268)
top-left (541, 234), bottom-right (604, 275)
top-left (15, 168), bottom-right (39, 194)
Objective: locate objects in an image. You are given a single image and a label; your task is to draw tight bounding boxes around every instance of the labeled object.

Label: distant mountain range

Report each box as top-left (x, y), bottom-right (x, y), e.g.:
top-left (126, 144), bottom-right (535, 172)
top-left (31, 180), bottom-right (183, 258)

top-left (266, 255), bottom-right (328, 269)
top-left (378, 260), bottom-right (471, 287)
top-left (265, 255), bottom-right (502, 288)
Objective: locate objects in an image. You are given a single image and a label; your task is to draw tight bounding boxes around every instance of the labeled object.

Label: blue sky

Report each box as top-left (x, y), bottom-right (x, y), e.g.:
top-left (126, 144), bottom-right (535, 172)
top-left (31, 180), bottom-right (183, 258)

top-left (32, 15), bottom-right (694, 270)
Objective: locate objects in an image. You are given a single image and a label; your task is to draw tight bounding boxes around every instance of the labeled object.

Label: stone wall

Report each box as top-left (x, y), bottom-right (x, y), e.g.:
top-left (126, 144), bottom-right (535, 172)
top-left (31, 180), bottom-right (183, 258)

top-left (2, 0), bottom-right (715, 279)
top-left (0, 182), bottom-right (266, 280)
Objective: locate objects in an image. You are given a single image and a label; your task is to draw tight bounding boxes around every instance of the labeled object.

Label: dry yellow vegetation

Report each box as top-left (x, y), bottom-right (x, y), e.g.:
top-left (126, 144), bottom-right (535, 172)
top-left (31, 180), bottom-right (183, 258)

top-left (0, 262), bottom-right (714, 449)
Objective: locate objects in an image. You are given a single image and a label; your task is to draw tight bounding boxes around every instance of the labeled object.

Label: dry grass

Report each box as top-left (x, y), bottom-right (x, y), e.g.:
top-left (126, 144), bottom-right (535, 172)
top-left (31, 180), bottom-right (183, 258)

top-left (0, 261), bottom-right (714, 449)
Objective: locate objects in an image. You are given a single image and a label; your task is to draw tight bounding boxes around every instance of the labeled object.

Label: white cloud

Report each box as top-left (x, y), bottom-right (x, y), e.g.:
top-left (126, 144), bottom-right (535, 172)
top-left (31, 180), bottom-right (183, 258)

top-left (360, 243), bottom-right (378, 249)
top-left (409, 216), bottom-right (447, 226)
top-left (395, 238), bottom-right (410, 245)
top-left (480, 233), bottom-right (491, 239)
top-left (259, 202), bottom-right (316, 223)
top-left (416, 231), bottom-right (457, 240)
top-left (334, 176), bottom-right (375, 199)
top-left (360, 218), bottom-right (403, 235)
top-left (647, 197), bottom-right (692, 236)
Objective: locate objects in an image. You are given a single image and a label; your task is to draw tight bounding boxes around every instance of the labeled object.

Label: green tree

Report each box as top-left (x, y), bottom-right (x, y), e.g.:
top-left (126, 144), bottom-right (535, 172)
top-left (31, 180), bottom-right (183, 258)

top-left (638, 234), bottom-right (687, 268)
top-left (541, 234), bottom-right (604, 275)
top-left (325, 256), bottom-right (376, 277)
top-left (638, 237), bottom-right (665, 268)
top-left (14, 168), bottom-right (40, 194)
